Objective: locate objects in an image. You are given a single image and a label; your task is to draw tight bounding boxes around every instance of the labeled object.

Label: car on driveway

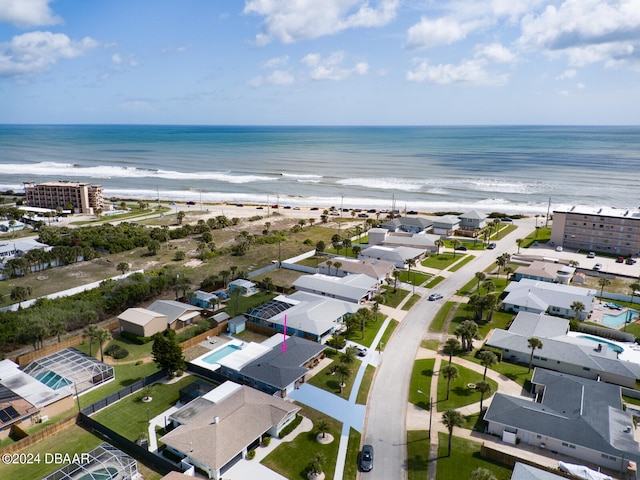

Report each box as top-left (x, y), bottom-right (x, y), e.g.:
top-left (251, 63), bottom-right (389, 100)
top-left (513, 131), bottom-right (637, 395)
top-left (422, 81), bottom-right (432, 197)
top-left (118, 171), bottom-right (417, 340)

top-left (587, 252), bottom-right (596, 258)
top-left (359, 445), bottom-right (374, 472)
top-left (487, 243), bottom-right (496, 249)
top-left (616, 256), bottom-right (625, 263)
top-left (356, 346), bottom-right (368, 357)
top-left (428, 293), bottom-right (443, 301)
top-left (627, 258), bottom-right (637, 265)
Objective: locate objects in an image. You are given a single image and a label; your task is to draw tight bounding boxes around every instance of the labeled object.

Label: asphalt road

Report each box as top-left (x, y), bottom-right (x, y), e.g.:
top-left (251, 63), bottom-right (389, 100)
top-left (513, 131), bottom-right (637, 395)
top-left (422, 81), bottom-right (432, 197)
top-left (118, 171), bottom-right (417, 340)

top-left (361, 220), bottom-right (534, 479)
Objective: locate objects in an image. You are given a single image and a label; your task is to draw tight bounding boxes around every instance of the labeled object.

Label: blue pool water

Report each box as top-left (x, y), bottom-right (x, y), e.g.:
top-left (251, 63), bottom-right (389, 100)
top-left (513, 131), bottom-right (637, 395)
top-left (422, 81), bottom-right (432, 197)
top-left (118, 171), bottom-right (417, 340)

top-left (75, 467), bottom-right (119, 480)
top-left (35, 370), bottom-right (72, 390)
top-left (202, 345), bottom-right (241, 364)
top-left (602, 309), bottom-right (639, 328)
top-left (578, 335), bottom-right (625, 353)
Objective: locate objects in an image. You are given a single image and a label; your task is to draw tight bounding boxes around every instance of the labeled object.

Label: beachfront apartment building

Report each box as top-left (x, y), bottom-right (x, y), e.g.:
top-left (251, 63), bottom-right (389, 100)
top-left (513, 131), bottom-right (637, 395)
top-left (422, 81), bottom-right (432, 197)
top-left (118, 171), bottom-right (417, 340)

top-left (551, 206), bottom-right (640, 257)
top-left (23, 181), bottom-right (104, 215)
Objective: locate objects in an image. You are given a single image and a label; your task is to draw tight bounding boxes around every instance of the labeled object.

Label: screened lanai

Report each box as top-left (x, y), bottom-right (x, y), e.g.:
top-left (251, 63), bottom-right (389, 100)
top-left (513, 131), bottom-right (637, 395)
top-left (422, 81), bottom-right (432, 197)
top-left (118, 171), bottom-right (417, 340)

top-left (41, 442), bottom-right (138, 480)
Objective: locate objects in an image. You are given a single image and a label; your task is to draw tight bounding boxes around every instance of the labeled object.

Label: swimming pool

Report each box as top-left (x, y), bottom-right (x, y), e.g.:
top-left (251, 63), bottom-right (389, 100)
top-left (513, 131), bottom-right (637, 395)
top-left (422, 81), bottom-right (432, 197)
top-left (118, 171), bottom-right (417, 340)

top-left (577, 335), bottom-right (625, 353)
top-left (202, 344), bottom-right (241, 364)
top-left (74, 466), bottom-right (119, 480)
top-left (602, 309), bottom-right (639, 328)
top-left (34, 370), bottom-right (72, 390)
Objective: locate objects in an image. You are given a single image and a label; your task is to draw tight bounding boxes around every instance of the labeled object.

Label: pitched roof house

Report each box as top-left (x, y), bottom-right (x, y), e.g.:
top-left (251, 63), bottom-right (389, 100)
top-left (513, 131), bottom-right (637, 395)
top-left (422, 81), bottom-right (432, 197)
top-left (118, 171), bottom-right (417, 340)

top-left (317, 256), bottom-right (395, 282)
top-left (292, 273), bottom-right (379, 303)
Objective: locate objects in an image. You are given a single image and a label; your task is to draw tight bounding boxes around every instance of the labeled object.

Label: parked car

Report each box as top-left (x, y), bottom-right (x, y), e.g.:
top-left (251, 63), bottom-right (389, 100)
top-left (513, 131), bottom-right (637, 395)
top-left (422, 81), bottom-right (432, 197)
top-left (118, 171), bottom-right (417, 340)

top-left (186, 201), bottom-right (196, 205)
top-left (428, 293), bottom-right (443, 301)
top-left (283, 205), bottom-right (292, 209)
top-left (487, 243), bottom-right (497, 250)
top-left (616, 256), bottom-right (625, 263)
top-left (359, 445), bottom-right (374, 472)
top-left (407, 210), bottom-right (418, 215)
top-left (310, 207), bottom-right (319, 210)
top-left (256, 206), bottom-right (264, 209)
top-left (627, 258), bottom-right (637, 265)
top-left (454, 245), bottom-right (468, 251)
top-left (293, 206), bottom-right (300, 210)
top-left (357, 213), bottom-right (369, 218)
top-left (501, 217), bottom-right (513, 222)
top-left (587, 252), bottom-right (596, 258)
top-left (330, 211), bottom-right (340, 216)
top-left (356, 346), bottom-right (368, 357)
top-left (594, 263), bottom-right (602, 271)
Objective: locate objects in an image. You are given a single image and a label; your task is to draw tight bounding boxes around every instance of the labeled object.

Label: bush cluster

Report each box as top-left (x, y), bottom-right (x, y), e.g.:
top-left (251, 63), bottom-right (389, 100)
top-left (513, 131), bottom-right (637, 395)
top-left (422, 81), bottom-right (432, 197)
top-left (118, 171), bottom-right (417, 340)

top-left (278, 414), bottom-right (303, 438)
top-left (104, 344), bottom-right (129, 359)
top-left (120, 330), bottom-right (153, 345)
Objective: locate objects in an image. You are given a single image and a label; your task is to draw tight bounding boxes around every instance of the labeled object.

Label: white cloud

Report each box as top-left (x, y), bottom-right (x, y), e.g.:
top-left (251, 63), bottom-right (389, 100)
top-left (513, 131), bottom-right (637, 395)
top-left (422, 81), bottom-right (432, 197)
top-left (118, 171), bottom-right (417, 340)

top-left (162, 45), bottom-right (191, 54)
top-left (406, 57), bottom-right (508, 85)
top-left (556, 69), bottom-right (576, 80)
top-left (261, 56), bottom-right (289, 68)
top-left (475, 42), bottom-right (516, 63)
top-left (243, 0), bottom-right (398, 45)
top-left (302, 51), bottom-right (369, 80)
top-left (248, 69), bottom-right (295, 87)
top-left (0, 31), bottom-right (98, 77)
top-left (0, 0), bottom-right (61, 27)
top-left (577, 82), bottom-right (586, 89)
top-left (112, 53), bottom-right (122, 65)
top-left (405, 16), bottom-right (480, 50)
top-left (518, 0), bottom-right (640, 66)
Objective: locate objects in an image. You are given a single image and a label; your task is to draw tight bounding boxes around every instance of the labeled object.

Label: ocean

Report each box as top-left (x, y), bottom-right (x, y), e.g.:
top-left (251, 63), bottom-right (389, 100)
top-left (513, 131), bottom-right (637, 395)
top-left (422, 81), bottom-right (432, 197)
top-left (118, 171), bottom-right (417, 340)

top-left (1, 125), bottom-right (639, 215)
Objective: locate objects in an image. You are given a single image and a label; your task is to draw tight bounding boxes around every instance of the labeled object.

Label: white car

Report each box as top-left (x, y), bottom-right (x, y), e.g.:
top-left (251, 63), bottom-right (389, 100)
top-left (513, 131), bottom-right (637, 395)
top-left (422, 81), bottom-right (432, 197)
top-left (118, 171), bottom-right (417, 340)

top-left (428, 293), bottom-right (444, 301)
top-left (356, 347), bottom-right (368, 357)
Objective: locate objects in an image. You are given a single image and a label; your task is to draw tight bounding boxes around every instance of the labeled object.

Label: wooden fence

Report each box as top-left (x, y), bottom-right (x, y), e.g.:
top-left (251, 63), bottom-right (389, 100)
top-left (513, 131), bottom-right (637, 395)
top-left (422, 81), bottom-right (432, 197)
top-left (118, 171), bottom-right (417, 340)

top-left (0, 414), bottom-right (78, 455)
top-left (480, 444), bottom-right (575, 478)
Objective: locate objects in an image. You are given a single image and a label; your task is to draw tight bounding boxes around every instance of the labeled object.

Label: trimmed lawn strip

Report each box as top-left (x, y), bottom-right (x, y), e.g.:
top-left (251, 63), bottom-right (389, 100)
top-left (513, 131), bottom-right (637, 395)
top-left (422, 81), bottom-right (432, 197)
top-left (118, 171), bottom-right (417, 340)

top-left (380, 286), bottom-right (410, 308)
top-left (407, 430), bottom-right (430, 480)
top-left (1, 425), bottom-right (104, 480)
top-left (448, 255), bottom-right (475, 272)
top-left (92, 375), bottom-right (206, 442)
top-left (223, 291), bottom-right (277, 317)
top-left (345, 317), bottom-right (387, 348)
top-left (343, 427), bottom-right (362, 480)
top-left (409, 358), bottom-right (435, 410)
top-left (429, 301), bottom-right (456, 332)
top-left (461, 353), bottom-right (532, 388)
top-left (307, 358), bottom-right (361, 400)
top-left (262, 405), bottom-right (341, 480)
top-left (425, 275), bottom-right (445, 288)
top-left (446, 303), bottom-right (514, 338)
top-left (356, 364), bottom-right (375, 405)
top-left (494, 223), bottom-right (517, 239)
top-left (422, 339), bottom-right (440, 350)
top-left (399, 270), bottom-right (432, 286)
top-left (435, 363), bottom-right (498, 412)
top-left (378, 319), bottom-right (398, 351)
top-left (521, 227), bottom-right (552, 248)
top-left (436, 433), bottom-right (512, 480)
top-left (422, 253), bottom-right (462, 270)
top-left (402, 294), bottom-right (421, 311)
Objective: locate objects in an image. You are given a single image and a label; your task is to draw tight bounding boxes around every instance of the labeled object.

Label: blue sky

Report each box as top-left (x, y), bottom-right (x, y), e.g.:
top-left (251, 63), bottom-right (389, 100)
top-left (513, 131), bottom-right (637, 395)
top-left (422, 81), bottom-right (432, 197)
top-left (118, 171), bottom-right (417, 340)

top-left (1, 0), bottom-right (639, 125)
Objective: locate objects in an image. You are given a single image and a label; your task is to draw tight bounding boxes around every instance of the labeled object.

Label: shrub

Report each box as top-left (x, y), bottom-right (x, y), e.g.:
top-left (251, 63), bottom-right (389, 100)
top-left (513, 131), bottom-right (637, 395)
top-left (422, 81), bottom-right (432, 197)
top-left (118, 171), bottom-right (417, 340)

top-left (174, 250), bottom-right (186, 261)
top-left (303, 239), bottom-right (313, 245)
top-left (175, 370), bottom-right (184, 377)
top-left (120, 330), bottom-right (153, 345)
top-left (278, 414), bottom-right (303, 438)
top-left (104, 344), bottom-right (129, 359)
top-left (246, 450), bottom-right (256, 460)
top-left (262, 437), bottom-right (271, 447)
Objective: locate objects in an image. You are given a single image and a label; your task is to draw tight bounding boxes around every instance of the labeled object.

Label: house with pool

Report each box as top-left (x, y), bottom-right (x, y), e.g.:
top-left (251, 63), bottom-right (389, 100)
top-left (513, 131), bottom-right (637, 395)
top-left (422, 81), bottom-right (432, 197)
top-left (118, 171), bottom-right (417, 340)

top-left (485, 312), bottom-right (640, 388)
top-left (484, 369), bottom-right (640, 476)
top-left (161, 381), bottom-right (300, 479)
top-left (189, 335), bottom-right (326, 397)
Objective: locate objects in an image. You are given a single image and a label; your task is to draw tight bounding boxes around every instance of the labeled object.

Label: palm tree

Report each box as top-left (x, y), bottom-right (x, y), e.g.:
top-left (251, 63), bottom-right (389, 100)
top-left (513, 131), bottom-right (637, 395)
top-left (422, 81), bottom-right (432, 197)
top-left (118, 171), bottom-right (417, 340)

top-left (475, 272), bottom-right (486, 292)
top-left (342, 238), bottom-right (352, 256)
top-left (598, 277), bottom-right (611, 303)
top-left (478, 351), bottom-right (498, 380)
top-left (527, 337), bottom-right (543, 372)
top-left (630, 282), bottom-right (640, 307)
top-left (435, 238), bottom-right (444, 254)
top-left (405, 258), bottom-right (416, 290)
top-left (83, 324), bottom-right (100, 357)
top-left (444, 338), bottom-right (460, 364)
top-left (516, 238), bottom-right (524, 254)
top-left (176, 210), bottom-right (186, 225)
top-left (570, 301), bottom-right (585, 320)
top-left (325, 260), bottom-right (333, 275)
top-left (441, 409), bottom-right (464, 456)
top-left (334, 363), bottom-right (351, 393)
top-left (341, 346), bottom-right (358, 366)
top-left (392, 270), bottom-right (401, 292)
top-left (352, 245), bottom-right (362, 258)
top-left (476, 381), bottom-right (492, 413)
top-left (333, 261), bottom-right (342, 276)
top-left (451, 239), bottom-right (461, 257)
top-left (440, 364), bottom-right (459, 400)
top-left (315, 420), bottom-right (330, 439)
top-left (454, 320), bottom-right (480, 351)
top-left (95, 328), bottom-right (112, 362)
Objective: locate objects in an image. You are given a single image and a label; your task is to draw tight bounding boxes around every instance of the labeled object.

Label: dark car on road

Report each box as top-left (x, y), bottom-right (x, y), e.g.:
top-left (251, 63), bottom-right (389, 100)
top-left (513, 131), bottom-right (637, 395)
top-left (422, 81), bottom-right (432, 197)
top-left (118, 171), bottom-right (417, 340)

top-left (359, 445), bottom-right (374, 471)
top-left (454, 245), bottom-right (468, 251)
top-left (487, 243), bottom-right (496, 249)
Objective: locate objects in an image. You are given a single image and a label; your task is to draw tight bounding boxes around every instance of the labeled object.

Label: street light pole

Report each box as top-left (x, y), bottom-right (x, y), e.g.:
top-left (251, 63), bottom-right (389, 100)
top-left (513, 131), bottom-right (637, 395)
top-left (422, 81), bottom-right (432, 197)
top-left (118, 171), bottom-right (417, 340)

top-left (417, 389), bottom-right (433, 439)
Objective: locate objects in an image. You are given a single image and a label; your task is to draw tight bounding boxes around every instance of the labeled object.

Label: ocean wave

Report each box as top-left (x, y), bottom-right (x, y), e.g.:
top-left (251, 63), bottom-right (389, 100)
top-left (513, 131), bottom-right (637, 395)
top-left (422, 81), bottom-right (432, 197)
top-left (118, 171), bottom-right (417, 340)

top-left (336, 177), bottom-right (426, 192)
top-left (281, 173), bottom-right (323, 179)
top-left (2, 162), bottom-right (275, 184)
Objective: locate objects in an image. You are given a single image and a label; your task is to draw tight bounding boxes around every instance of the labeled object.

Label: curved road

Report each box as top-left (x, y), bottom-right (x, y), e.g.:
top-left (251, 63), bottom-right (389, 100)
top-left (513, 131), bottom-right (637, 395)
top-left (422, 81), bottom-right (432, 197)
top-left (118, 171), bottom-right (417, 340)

top-left (361, 220), bottom-right (534, 480)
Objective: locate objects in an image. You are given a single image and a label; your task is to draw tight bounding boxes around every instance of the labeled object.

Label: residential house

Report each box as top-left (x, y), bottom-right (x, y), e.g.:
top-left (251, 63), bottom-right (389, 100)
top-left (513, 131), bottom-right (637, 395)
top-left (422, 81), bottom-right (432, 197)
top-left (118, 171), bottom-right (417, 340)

top-left (360, 245), bottom-right (425, 268)
top-left (502, 278), bottom-right (596, 320)
top-left (367, 227), bottom-right (439, 252)
top-left (431, 215), bottom-right (461, 236)
top-left (511, 463), bottom-right (568, 480)
top-left (484, 369), bottom-right (640, 475)
top-left (161, 381), bottom-right (300, 479)
top-left (485, 312), bottom-right (640, 388)
top-left (191, 290), bottom-right (220, 309)
top-left (229, 279), bottom-right (257, 296)
top-left (147, 300), bottom-right (203, 330)
top-left (0, 238), bottom-right (51, 261)
top-left (317, 256), bottom-right (395, 282)
top-left (379, 216), bottom-right (433, 233)
top-left (118, 308), bottom-right (167, 337)
top-left (458, 211), bottom-right (487, 232)
top-left (513, 260), bottom-right (576, 285)
top-left (292, 273), bottom-right (379, 303)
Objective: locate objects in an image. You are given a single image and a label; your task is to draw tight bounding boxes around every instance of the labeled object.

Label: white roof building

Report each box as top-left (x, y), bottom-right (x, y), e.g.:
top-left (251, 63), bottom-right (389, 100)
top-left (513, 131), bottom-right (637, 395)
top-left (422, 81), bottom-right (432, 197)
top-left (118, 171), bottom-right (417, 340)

top-left (292, 273), bottom-right (379, 303)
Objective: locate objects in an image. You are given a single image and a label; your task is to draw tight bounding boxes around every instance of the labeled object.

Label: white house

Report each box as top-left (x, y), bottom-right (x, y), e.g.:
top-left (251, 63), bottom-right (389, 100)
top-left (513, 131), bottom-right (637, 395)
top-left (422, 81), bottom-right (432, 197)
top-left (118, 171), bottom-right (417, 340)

top-left (292, 273), bottom-right (379, 303)
top-left (360, 245), bottom-right (424, 268)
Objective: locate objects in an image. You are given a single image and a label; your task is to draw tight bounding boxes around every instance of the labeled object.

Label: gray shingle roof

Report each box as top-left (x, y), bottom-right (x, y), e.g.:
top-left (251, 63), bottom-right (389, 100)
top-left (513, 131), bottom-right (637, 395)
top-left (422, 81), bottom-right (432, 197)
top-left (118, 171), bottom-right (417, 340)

top-left (148, 300), bottom-right (201, 324)
top-left (508, 312), bottom-right (569, 338)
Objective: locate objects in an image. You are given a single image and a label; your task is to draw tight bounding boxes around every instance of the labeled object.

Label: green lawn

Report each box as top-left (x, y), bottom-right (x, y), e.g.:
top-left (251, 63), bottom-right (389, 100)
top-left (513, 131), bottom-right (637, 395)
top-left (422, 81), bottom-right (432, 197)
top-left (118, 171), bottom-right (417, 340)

top-left (409, 358), bottom-right (435, 410)
top-left (407, 430), bottom-right (430, 480)
top-left (402, 294), bottom-right (422, 311)
top-left (422, 339), bottom-right (440, 351)
top-left (380, 286), bottom-right (410, 308)
top-left (306, 358), bottom-right (361, 400)
top-left (462, 352), bottom-right (532, 388)
top-left (446, 303), bottom-right (513, 339)
top-left (356, 364), bottom-right (375, 405)
top-left (378, 319), bottom-right (398, 351)
top-left (399, 270), bottom-right (432, 285)
top-left (262, 406), bottom-right (341, 480)
top-left (491, 224), bottom-right (517, 240)
top-left (436, 433), bottom-right (512, 480)
top-left (422, 253), bottom-right (464, 270)
top-left (429, 302), bottom-right (456, 332)
top-left (448, 255), bottom-right (476, 272)
top-left (74, 336), bottom-right (154, 363)
top-left (92, 375), bottom-right (205, 442)
top-left (343, 428), bottom-right (362, 480)
top-left (521, 227), bottom-right (552, 248)
top-left (223, 291), bottom-right (277, 317)
top-left (436, 363), bottom-right (498, 412)
top-left (425, 275), bottom-right (445, 288)
top-left (444, 240), bottom-right (486, 250)
top-left (345, 316), bottom-right (387, 348)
